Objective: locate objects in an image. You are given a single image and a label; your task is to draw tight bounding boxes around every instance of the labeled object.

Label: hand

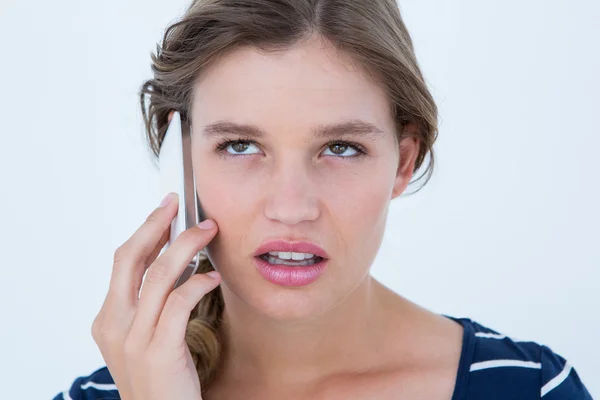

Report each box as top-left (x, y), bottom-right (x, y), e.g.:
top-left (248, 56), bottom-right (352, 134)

top-left (91, 192), bottom-right (220, 400)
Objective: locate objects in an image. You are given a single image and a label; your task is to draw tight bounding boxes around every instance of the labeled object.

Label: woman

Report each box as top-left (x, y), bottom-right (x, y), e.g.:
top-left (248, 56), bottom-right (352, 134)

top-left (54, 0), bottom-right (592, 399)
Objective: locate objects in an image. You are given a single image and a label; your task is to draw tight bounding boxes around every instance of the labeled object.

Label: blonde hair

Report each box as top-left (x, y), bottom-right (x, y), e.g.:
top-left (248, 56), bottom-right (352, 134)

top-left (139, 0), bottom-right (438, 394)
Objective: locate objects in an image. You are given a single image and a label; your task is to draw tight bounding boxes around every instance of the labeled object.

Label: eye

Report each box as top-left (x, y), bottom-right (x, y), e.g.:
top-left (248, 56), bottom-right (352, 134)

top-left (322, 141), bottom-right (364, 158)
top-left (214, 138), bottom-right (367, 159)
top-left (216, 140), bottom-right (261, 156)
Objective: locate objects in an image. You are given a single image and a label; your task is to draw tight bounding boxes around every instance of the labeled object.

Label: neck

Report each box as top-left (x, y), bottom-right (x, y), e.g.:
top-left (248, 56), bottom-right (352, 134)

top-left (216, 275), bottom-right (405, 387)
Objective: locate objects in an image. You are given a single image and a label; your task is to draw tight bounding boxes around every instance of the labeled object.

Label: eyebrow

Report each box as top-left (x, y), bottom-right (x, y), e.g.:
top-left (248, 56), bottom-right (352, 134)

top-left (199, 119), bottom-right (386, 141)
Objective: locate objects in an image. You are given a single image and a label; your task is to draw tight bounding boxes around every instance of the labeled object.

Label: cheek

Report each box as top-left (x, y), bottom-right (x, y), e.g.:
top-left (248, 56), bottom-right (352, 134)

top-left (194, 174), bottom-right (252, 267)
top-left (195, 163), bottom-right (263, 217)
top-left (341, 180), bottom-right (391, 264)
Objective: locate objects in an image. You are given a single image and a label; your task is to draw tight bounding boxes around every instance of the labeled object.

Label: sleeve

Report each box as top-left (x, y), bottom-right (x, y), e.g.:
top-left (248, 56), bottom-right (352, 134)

top-left (540, 344), bottom-right (594, 399)
top-left (51, 366), bottom-right (120, 400)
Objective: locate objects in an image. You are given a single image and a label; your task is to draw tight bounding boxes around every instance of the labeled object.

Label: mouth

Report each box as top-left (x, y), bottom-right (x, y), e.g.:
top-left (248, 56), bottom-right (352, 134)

top-left (253, 239), bottom-right (330, 262)
top-left (254, 251), bottom-right (329, 286)
top-left (256, 253), bottom-right (326, 267)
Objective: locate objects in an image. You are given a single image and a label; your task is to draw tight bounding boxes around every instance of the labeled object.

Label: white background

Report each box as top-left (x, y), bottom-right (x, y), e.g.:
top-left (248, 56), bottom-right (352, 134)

top-left (0, 0), bottom-right (598, 398)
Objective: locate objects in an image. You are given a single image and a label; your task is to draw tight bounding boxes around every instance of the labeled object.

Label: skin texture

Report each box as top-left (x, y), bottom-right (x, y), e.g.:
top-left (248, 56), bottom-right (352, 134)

top-left (177, 35), bottom-right (464, 399)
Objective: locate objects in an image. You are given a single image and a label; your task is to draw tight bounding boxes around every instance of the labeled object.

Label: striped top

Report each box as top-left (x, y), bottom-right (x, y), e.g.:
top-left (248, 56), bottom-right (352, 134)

top-left (52, 315), bottom-right (593, 399)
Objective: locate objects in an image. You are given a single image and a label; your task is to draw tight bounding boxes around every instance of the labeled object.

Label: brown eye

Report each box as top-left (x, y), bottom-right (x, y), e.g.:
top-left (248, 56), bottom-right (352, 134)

top-left (231, 142), bottom-right (250, 153)
top-left (323, 141), bottom-right (360, 157)
top-left (329, 143), bottom-right (348, 155)
top-left (215, 138), bottom-right (366, 160)
top-left (215, 140), bottom-right (261, 156)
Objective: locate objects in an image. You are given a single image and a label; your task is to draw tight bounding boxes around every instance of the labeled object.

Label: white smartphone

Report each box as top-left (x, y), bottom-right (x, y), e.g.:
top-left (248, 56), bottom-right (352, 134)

top-left (158, 111), bottom-right (206, 289)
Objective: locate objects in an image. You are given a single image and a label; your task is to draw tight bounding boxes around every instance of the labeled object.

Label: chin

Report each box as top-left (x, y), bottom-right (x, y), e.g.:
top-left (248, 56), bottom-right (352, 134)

top-left (248, 287), bottom-right (334, 322)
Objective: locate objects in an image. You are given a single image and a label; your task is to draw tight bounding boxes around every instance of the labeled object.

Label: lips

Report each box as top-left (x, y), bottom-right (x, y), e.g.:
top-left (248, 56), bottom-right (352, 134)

top-left (253, 239), bottom-right (329, 259)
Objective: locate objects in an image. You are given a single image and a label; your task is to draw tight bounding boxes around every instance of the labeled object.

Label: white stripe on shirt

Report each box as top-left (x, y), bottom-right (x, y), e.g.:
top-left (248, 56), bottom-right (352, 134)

top-left (541, 362), bottom-right (573, 397)
top-left (470, 359), bottom-right (542, 372)
top-left (475, 331), bottom-right (527, 342)
top-left (80, 381), bottom-right (118, 391)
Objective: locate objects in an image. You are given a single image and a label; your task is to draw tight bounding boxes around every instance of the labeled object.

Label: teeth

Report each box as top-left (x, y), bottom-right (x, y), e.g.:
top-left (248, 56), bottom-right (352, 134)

top-left (266, 256), bottom-right (318, 266)
top-left (268, 251), bottom-right (315, 260)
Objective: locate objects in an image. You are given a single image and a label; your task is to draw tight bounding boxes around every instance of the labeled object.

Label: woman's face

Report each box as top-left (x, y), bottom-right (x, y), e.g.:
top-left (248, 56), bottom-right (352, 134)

top-left (190, 36), bottom-right (417, 321)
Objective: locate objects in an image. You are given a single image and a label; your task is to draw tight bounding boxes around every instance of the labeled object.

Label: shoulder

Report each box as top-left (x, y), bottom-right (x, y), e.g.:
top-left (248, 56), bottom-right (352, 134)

top-left (538, 343), bottom-right (592, 398)
top-left (445, 316), bottom-right (593, 399)
top-left (52, 366), bottom-right (119, 400)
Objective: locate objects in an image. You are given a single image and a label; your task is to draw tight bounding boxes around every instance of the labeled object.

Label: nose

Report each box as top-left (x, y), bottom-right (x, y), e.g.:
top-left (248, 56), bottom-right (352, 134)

top-left (263, 157), bottom-right (320, 225)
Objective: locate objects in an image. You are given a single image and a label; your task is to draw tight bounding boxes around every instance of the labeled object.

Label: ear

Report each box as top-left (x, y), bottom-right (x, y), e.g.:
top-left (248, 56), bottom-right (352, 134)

top-left (168, 110), bottom-right (175, 123)
top-left (391, 122), bottom-right (420, 199)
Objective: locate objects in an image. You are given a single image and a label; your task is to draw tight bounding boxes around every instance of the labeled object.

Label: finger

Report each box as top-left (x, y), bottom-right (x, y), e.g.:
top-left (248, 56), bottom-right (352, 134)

top-left (152, 271), bottom-right (221, 349)
top-left (107, 192), bottom-right (179, 305)
top-left (129, 220), bottom-right (218, 347)
top-left (133, 227), bottom-right (170, 299)
top-left (143, 226), bottom-right (170, 269)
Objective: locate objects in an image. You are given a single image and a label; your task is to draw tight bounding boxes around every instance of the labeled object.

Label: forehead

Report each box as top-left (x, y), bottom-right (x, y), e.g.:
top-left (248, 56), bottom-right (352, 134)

top-left (191, 37), bottom-right (393, 133)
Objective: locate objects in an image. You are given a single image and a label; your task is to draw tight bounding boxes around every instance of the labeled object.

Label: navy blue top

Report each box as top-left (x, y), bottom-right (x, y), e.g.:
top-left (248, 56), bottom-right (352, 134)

top-left (52, 315), bottom-right (593, 399)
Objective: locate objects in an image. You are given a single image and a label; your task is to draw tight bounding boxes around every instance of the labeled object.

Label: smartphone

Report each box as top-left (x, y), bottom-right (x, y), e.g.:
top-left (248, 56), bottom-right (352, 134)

top-left (158, 111), bottom-right (206, 289)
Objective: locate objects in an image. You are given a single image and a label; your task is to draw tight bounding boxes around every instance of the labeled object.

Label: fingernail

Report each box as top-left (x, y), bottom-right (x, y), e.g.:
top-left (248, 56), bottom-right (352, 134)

top-left (197, 219), bottom-right (215, 230)
top-left (159, 192), bottom-right (176, 208)
top-left (206, 271), bottom-right (219, 279)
